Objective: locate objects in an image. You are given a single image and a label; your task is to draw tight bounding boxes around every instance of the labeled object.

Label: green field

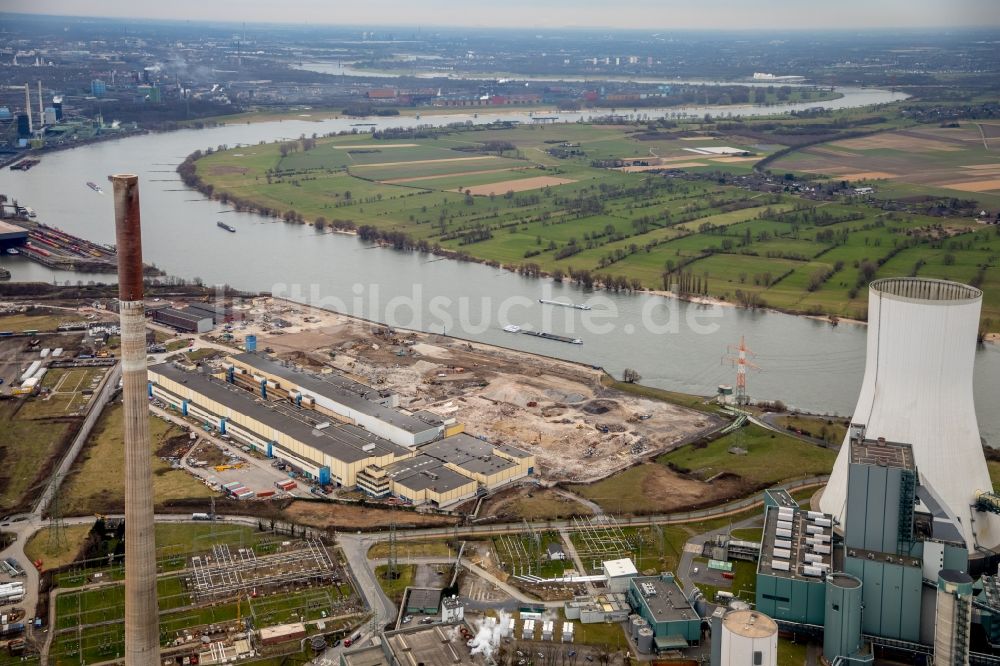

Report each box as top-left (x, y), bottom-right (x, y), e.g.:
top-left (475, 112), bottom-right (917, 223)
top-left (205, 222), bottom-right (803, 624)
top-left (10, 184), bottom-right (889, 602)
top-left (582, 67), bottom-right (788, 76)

top-left (658, 424), bottom-right (837, 483)
top-left (195, 119), bottom-right (1000, 327)
top-left (0, 400), bottom-right (75, 513)
top-left (61, 402), bottom-right (216, 515)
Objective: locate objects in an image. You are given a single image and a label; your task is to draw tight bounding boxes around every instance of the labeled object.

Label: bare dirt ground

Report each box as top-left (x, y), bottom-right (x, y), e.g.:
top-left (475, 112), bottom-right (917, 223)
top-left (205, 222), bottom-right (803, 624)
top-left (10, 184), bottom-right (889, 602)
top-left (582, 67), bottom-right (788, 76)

top-left (282, 500), bottom-right (459, 530)
top-left (385, 167), bottom-right (526, 184)
top-left (941, 178), bottom-right (1000, 193)
top-left (227, 298), bottom-right (720, 483)
top-left (462, 176), bottom-right (577, 196)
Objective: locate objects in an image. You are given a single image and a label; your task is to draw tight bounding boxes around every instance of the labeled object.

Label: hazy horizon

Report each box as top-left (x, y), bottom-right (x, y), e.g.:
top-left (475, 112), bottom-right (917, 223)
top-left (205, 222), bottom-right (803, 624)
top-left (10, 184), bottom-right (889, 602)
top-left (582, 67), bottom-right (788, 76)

top-left (8, 0), bottom-right (1000, 31)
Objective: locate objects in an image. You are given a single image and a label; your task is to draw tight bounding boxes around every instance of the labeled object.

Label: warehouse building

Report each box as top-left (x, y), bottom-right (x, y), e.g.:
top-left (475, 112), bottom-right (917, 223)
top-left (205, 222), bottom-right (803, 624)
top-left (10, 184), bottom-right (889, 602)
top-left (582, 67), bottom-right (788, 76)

top-left (0, 220), bottom-right (28, 252)
top-left (185, 302), bottom-right (244, 324)
top-left (152, 306), bottom-right (214, 333)
top-left (419, 433), bottom-right (535, 488)
top-left (379, 454), bottom-right (478, 508)
top-left (627, 574), bottom-right (701, 649)
top-left (148, 363), bottom-right (413, 487)
top-left (228, 352), bottom-right (440, 447)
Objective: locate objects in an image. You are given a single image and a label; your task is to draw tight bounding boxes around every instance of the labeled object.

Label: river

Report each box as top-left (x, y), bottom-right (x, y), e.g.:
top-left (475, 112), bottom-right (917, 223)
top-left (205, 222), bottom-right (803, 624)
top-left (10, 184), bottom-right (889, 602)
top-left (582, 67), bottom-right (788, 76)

top-left (1, 90), bottom-right (997, 445)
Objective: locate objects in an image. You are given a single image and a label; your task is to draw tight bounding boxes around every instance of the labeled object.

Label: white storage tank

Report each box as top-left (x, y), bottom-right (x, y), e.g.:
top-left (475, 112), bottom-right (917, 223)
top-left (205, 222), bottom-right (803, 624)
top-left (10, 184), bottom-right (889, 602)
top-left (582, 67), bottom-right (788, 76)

top-left (637, 627), bottom-right (654, 654)
top-left (719, 609), bottom-right (778, 666)
top-left (631, 615), bottom-right (648, 639)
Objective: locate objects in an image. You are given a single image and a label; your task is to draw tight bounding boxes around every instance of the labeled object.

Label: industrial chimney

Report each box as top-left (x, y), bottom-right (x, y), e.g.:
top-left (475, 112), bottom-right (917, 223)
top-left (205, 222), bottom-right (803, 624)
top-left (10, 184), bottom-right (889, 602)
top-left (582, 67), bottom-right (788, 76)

top-left (820, 277), bottom-right (998, 549)
top-left (112, 175), bottom-right (160, 664)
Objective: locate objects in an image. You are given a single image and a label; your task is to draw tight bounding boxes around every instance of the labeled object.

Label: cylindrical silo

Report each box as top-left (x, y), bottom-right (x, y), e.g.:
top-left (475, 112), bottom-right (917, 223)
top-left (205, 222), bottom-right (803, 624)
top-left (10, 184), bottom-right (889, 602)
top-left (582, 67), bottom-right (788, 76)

top-left (823, 573), bottom-right (863, 662)
top-left (637, 627), bottom-right (654, 654)
top-left (631, 616), bottom-right (647, 639)
top-left (935, 569), bottom-right (974, 666)
top-left (720, 610), bottom-right (777, 666)
top-left (820, 277), bottom-right (998, 549)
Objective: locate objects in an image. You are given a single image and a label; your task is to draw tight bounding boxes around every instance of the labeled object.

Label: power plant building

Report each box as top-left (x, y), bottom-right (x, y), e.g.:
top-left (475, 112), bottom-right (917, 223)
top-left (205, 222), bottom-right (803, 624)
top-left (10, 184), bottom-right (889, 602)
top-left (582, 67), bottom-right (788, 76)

top-left (627, 574), bottom-right (701, 649)
top-left (821, 278), bottom-right (999, 552)
top-left (754, 505), bottom-right (831, 625)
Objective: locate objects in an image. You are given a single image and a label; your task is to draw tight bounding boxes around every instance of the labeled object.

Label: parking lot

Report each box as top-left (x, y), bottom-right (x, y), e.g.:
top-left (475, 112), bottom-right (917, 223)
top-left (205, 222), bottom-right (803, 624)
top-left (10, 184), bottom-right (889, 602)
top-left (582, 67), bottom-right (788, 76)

top-left (151, 405), bottom-right (313, 501)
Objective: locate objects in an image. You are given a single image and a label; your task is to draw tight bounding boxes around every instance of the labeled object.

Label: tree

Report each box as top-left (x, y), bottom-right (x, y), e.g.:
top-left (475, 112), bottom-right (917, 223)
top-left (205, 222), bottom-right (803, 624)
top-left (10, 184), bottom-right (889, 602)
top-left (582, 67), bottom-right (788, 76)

top-left (622, 368), bottom-right (641, 384)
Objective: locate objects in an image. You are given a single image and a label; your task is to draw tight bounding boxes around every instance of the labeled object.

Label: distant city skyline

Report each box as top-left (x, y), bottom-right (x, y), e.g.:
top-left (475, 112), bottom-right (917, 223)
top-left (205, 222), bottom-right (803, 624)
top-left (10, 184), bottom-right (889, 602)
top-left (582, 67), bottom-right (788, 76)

top-left (12, 0), bottom-right (1000, 30)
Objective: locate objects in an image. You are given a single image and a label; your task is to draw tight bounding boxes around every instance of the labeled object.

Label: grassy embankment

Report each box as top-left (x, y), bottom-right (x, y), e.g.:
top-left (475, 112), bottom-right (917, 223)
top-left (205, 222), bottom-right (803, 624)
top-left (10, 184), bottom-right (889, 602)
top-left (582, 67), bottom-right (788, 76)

top-left (194, 119), bottom-right (1000, 324)
top-left (568, 424), bottom-right (836, 515)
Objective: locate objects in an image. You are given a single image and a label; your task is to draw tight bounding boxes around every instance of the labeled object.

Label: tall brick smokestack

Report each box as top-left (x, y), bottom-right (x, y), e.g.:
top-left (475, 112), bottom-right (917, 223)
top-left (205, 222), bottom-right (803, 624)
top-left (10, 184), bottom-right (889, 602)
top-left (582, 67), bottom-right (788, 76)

top-left (112, 174), bottom-right (160, 664)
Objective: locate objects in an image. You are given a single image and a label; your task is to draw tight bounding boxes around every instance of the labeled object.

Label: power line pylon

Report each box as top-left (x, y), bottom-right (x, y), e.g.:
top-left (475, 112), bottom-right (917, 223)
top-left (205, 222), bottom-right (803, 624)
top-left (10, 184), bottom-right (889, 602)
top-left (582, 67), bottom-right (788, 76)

top-left (724, 335), bottom-right (760, 407)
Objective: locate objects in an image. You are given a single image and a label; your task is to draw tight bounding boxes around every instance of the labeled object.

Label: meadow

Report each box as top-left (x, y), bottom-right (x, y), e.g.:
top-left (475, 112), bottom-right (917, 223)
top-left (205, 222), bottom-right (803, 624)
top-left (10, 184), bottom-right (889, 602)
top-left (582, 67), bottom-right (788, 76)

top-left (194, 119), bottom-right (1000, 325)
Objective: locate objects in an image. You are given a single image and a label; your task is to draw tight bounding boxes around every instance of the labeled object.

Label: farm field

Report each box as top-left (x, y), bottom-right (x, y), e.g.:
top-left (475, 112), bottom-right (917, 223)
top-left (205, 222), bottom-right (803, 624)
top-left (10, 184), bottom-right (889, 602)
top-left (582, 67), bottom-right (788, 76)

top-left (195, 121), bottom-right (1000, 325)
top-left (772, 123), bottom-right (1000, 208)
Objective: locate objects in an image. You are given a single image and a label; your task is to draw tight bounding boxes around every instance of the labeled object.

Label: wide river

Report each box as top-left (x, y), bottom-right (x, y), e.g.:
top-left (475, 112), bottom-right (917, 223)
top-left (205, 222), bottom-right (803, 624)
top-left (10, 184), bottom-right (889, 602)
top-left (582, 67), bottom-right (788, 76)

top-left (2, 88), bottom-right (998, 444)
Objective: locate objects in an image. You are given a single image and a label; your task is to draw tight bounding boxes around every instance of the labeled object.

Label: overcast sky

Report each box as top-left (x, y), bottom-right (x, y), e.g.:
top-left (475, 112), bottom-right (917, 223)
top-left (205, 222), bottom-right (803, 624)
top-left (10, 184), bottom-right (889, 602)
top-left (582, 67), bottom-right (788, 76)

top-left (12, 0), bottom-right (1000, 30)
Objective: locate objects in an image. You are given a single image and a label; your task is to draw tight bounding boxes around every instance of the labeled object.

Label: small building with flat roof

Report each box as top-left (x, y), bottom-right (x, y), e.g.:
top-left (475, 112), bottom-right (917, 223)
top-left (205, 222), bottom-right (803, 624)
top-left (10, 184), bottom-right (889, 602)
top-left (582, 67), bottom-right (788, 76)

top-left (603, 558), bottom-right (638, 592)
top-left (627, 573), bottom-right (700, 645)
top-left (405, 587), bottom-right (443, 615)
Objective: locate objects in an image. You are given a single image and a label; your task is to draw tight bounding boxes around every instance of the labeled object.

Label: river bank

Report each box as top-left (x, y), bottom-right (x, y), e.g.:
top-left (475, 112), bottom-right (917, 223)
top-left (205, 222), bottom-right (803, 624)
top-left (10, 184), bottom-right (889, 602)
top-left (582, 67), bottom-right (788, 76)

top-left (6, 89), bottom-right (998, 447)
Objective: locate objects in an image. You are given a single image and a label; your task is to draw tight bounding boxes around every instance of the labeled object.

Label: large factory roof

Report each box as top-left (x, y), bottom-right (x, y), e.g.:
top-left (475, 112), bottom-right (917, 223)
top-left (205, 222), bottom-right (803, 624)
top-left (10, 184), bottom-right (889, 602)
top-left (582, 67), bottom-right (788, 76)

top-left (850, 437), bottom-right (915, 470)
top-left (419, 433), bottom-right (529, 476)
top-left (758, 505), bottom-right (833, 582)
top-left (383, 454), bottom-right (475, 493)
top-left (630, 575), bottom-right (699, 624)
top-left (232, 352), bottom-right (434, 435)
top-left (156, 307), bottom-right (212, 323)
top-left (150, 363), bottom-right (410, 463)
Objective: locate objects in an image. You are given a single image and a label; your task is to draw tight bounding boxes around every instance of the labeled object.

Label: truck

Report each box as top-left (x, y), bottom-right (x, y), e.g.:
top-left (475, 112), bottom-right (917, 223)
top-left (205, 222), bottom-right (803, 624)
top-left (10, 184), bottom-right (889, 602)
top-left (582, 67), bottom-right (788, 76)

top-left (344, 630), bottom-right (362, 648)
top-left (191, 513), bottom-right (212, 521)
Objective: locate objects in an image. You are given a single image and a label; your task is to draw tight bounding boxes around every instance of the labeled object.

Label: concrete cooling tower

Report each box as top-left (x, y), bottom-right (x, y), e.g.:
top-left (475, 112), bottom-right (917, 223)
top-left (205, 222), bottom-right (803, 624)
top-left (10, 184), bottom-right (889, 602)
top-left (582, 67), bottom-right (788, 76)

top-left (820, 277), bottom-right (998, 550)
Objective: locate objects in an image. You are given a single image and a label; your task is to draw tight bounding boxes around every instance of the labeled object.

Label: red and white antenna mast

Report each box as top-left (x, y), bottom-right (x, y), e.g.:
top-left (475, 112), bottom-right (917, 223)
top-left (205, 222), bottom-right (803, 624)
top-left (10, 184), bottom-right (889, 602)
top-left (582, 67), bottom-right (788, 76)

top-left (724, 336), bottom-right (760, 406)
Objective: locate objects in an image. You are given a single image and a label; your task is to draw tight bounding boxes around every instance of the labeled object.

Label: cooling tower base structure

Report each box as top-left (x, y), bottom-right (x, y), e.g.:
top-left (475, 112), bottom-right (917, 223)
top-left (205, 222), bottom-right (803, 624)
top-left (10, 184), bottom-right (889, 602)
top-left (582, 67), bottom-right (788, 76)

top-left (820, 278), bottom-right (999, 552)
top-left (113, 174), bottom-right (161, 665)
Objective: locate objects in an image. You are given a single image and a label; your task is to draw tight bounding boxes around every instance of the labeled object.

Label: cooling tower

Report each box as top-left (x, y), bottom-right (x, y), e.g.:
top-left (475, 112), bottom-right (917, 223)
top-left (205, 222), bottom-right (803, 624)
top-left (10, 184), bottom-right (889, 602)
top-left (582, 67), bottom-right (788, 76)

top-left (820, 277), bottom-right (997, 549)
